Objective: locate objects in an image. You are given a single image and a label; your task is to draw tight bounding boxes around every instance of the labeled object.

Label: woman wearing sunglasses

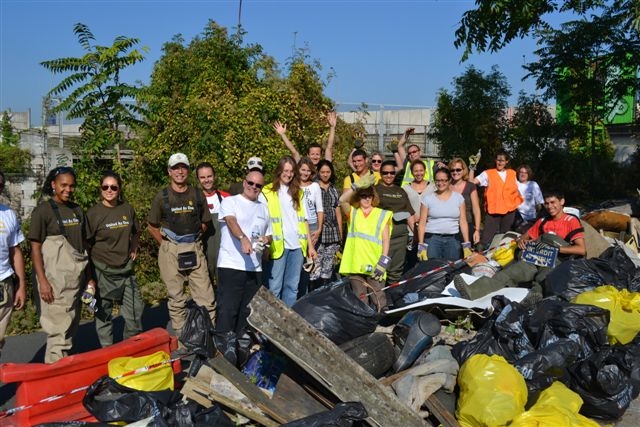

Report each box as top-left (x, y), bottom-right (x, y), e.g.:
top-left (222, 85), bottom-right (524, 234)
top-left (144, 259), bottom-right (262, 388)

top-left (263, 156), bottom-right (316, 306)
top-left (85, 171), bottom-right (143, 347)
top-left (449, 158), bottom-right (481, 247)
top-left (370, 151), bottom-right (384, 173)
top-left (29, 166), bottom-right (90, 363)
top-left (402, 159), bottom-right (436, 270)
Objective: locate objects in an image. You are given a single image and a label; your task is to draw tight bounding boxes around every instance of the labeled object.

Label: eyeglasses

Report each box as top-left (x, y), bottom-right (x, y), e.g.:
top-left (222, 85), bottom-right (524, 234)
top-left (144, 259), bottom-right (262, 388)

top-left (245, 180), bottom-right (264, 189)
top-left (360, 195), bottom-right (373, 200)
top-left (170, 164), bottom-right (189, 170)
top-left (101, 185), bottom-right (119, 192)
top-left (381, 171), bottom-right (395, 176)
top-left (408, 150), bottom-right (420, 155)
top-left (451, 168), bottom-right (463, 173)
top-left (435, 179), bottom-right (449, 183)
top-left (371, 159), bottom-right (382, 164)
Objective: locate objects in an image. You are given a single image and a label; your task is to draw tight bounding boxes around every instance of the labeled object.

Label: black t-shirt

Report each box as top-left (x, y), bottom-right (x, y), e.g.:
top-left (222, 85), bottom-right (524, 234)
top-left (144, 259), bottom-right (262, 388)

top-left (86, 202), bottom-right (139, 267)
top-left (29, 199), bottom-right (85, 252)
top-left (375, 184), bottom-right (415, 238)
top-left (148, 186), bottom-right (211, 236)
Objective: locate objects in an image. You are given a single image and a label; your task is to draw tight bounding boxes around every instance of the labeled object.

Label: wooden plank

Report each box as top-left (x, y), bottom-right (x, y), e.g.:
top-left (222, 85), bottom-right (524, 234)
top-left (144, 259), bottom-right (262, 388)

top-left (424, 394), bottom-right (460, 427)
top-left (271, 373), bottom-right (328, 420)
top-left (247, 287), bottom-right (429, 427)
top-left (208, 355), bottom-right (291, 424)
top-left (181, 375), bottom-right (279, 427)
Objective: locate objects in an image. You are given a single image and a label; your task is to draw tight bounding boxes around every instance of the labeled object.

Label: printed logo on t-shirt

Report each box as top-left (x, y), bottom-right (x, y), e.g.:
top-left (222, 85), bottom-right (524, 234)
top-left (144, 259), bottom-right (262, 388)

top-left (171, 204), bottom-right (196, 215)
top-left (63, 215), bottom-right (81, 228)
top-left (104, 215), bottom-right (131, 230)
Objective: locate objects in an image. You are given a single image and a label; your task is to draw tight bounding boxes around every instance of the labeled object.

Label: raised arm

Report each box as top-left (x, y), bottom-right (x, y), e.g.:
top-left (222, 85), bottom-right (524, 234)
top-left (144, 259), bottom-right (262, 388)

top-left (396, 127), bottom-right (415, 165)
top-left (325, 111), bottom-right (336, 162)
top-left (273, 121), bottom-right (301, 162)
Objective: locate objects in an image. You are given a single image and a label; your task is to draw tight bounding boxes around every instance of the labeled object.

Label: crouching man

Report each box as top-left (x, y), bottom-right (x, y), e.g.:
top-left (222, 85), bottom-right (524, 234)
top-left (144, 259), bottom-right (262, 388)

top-left (454, 189), bottom-right (585, 305)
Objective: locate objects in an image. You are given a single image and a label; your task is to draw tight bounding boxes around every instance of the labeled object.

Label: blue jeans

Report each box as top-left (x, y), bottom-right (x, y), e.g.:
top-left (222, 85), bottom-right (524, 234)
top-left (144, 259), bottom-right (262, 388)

top-left (425, 234), bottom-right (460, 261)
top-left (267, 248), bottom-right (304, 306)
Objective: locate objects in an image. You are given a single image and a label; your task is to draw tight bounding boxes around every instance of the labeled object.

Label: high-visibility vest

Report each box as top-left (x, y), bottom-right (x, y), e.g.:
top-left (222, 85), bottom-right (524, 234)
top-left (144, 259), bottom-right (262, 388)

top-left (339, 207), bottom-right (392, 279)
top-left (401, 159), bottom-right (435, 186)
top-left (484, 169), bottom-right (523, 215)
top-left (262, 184), bottom-right (308, 260)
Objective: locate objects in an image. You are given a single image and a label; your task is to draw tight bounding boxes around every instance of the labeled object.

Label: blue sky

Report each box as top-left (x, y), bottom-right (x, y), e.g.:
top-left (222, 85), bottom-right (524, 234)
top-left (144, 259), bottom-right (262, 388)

top-left (1, 0), bottom-right (543, 126)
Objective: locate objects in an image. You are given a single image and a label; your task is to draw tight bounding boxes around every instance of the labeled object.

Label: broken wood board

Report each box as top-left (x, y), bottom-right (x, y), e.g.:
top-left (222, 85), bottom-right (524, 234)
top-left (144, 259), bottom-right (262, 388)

top-left (247, 286), bottom-right (429, 427)
top-left (272, 373), bottom-right (329, 420)
top-left (208, 355), bottom-right (293, 424)
top-left (181, 363), bottom-right (278, 427)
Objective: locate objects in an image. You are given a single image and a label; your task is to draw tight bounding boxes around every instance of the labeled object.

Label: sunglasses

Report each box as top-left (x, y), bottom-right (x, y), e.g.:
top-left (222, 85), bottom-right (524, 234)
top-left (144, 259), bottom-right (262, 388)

top-left (170, 164), bottom-right (189, 170)
top-left (451, 168), bottom-right (463, 173)
top-left (101, 185), bottom-right (119, 192)
top-left (371, 159), bottom-right (382, 164)
top-left (245, 180), bottom-right (264, 189)
top-left (360, 195), bottom-right (373, 200)
top-left (381, 171), bottom-right (395, 176)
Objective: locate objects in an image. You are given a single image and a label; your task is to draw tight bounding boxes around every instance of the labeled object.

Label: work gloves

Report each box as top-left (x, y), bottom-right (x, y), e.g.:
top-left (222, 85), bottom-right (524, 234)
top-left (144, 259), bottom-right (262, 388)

top-left (351, 173), bottom-right (376, 191)
top-left (372, 255), bottom-right (391, 281)
top-left (468, 149), bottom-right (481, 171)
top-left (462, 242), bottom-right (473, 259)
top-left (417, 243), bottom-right (429, 261)
top-left (81, 283), bottom-right (96, 305)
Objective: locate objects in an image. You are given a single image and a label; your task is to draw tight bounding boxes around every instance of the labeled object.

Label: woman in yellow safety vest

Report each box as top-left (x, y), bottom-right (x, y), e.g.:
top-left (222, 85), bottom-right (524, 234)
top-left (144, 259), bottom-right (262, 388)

top-left (262, 156), bottom-right (316, 306)
top-left (338, 176), bottom-right (392, 312)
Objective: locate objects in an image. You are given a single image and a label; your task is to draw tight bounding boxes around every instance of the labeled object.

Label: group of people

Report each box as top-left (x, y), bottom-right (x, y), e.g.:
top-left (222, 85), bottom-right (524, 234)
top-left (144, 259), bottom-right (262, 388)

top-left (0, 119), bottom-right (581, 363)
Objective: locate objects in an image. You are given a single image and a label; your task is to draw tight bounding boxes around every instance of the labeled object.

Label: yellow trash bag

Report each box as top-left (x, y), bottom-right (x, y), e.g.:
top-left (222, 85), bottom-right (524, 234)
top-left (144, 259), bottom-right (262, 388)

top-left (511, 382), bottom-right (600, 427)
top-left (573, 285), bottom-right (640, 345)
top-left (108, 350), bottom-right (174, 391)
top-left (493, 241), bottom-right (517, 267)
top-left (456, 354), bottom-right (527, 427)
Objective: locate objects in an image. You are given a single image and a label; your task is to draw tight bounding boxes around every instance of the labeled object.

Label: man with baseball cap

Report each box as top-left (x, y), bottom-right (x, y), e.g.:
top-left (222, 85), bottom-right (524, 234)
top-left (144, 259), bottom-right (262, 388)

top-left (147, 153), bottom-right (216, 339)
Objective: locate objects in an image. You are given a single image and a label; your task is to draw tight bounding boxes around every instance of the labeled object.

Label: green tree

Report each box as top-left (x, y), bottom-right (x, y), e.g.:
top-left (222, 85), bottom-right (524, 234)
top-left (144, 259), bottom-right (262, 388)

top-left (0, 111), bottom-right (31, 173)
top-left (429, 65), bottom-right (511, 165)
top-left (506, 92), bottom-right (558, 167)
top-left (41, 23), bottom-right (148, 208)
top-left (455, 0), bottom-right (639, 60)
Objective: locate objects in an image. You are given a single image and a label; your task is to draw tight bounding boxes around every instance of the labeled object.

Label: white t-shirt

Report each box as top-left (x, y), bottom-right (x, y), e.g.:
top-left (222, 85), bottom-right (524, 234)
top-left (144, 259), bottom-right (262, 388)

top-left (278, 185), bottom-right (306, 249)
top-left (204, 191), bottom-right (226, 215)
top-left (301, 182), bottom-right (324, 225)
top-left (475, 169), bottom-right (507, 187)
top-left (218, 195), bottom-right (272, 271)
top-left (421, 192), bottom-right (464, 235)
top-left (0, 205), bottom-right (25, 281)
top-left (517, 181), bottom-right (544, 221)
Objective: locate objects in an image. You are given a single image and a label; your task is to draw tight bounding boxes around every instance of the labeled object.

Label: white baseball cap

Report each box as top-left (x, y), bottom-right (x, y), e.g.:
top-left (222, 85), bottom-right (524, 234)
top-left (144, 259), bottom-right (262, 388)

top-left (168, 153), bottom-right (190, 168)
top-left (247, 156), bottom-right (264, 171)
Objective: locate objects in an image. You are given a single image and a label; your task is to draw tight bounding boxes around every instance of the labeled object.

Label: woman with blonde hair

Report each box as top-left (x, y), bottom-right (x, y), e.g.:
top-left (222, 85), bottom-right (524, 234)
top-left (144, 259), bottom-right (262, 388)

top-left (263, 156), bottom-right (316, 306)
top-left (448, 157), bottom-right (481, 246)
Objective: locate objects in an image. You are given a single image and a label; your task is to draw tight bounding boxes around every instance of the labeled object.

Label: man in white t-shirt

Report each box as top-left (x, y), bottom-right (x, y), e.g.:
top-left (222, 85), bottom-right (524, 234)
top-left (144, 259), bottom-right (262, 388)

top-left (196, 162), bottom-right (230, 286)
top-left (217, 170), bottom-right (272, 337)
top-left (0, 172), bottom-right (27, 356)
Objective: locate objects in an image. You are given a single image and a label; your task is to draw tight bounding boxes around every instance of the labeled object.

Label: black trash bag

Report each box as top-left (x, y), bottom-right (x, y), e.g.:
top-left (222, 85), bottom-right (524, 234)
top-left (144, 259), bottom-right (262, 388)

top-left (451, 296), bottom-right (528, 365)
top-left (281, 402), bottom-right (368, 427)
top-left (83, 375), bottom-right (174, 426)
top-left (292, 279), bottom-right (381, 345)
top-left (545, 244), bottom-right (639, 301)
top-left (567, 343), bottom-right (640, 420)
top-left (165, 399), bottom-right (234, 427)
top-left (524, 299), bottom-right (610, 361)
top-left (386, 259), bottom-right (454, 308)
top-left (180, 299), bottom-right (216, 357)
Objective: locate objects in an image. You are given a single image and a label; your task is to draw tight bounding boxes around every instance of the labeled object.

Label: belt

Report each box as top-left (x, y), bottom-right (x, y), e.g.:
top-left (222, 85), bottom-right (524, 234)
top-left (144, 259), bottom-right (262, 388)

top-left (425, 232), bottom-right (457, 237)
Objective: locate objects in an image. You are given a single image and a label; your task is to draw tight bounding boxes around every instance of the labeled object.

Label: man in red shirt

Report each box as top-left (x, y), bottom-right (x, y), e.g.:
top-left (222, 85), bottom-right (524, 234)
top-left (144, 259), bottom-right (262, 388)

top-left (455, 189), bottom-right (585, 304)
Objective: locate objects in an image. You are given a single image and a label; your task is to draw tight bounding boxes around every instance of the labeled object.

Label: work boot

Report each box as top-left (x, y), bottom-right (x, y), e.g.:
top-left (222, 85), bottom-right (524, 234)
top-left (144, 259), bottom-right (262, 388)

top-left (453, 275), bottom-right (472, 300)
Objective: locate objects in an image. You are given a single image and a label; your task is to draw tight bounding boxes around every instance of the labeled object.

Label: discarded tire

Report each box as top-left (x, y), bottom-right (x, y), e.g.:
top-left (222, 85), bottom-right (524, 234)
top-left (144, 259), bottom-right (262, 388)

top-left (339, 332), bottom-right (395, 378)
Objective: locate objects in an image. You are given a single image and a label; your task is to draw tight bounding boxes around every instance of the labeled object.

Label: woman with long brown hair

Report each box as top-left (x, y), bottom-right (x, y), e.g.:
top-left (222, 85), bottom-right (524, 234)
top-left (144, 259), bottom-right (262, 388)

top-left (262, 156), bottom-right (316, 306)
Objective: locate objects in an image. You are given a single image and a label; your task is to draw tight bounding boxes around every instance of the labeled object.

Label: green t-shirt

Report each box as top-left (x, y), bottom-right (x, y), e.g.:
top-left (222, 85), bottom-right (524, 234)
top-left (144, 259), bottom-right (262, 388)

top-left (86, 202), bottom-right (139, 267)
top-left (147, 186), bottom-right (211, 236)
top-left (375, 184), bottom-right (415, 238)
top-left (29, 199), bottom-right (85, 252)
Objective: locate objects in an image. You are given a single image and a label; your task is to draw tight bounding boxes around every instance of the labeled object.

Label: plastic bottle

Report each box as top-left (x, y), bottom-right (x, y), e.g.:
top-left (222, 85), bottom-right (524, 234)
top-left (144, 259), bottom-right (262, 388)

top-left (251, 225), bottom-right (261, 251)
top-left (360, 264), bottom-right (373, 274)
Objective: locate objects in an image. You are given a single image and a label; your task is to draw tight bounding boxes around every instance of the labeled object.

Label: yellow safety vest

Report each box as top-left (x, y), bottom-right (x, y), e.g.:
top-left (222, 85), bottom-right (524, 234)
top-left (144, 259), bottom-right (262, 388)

top-left (401, 159), bottom-right (435, 187)
top-left (263, 183), bottom-right (308, 260)
top-left (339, 207), bottom-right (392, 279)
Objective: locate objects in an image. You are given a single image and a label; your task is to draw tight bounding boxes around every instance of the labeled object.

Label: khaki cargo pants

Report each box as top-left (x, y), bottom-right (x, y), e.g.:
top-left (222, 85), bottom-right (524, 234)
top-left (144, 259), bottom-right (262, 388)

top-left (39, 235), bottom-right (87, 363)
top-left (158, 239), bottom-right (216, 337)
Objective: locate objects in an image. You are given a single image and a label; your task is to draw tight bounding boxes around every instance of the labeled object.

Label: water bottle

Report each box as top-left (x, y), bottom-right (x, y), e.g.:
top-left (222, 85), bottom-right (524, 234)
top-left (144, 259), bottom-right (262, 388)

top-left (360, 264), bottom-right (373, 274)
top-left (251, 225), bottom-right (262, 252)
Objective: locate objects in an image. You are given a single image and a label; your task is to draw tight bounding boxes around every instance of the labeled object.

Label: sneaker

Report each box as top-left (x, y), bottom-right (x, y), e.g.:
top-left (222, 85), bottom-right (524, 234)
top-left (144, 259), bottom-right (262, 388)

top-left (453, 275), bottom-right (471, 300)
top-left (520, 291), bottom-right (543, 308)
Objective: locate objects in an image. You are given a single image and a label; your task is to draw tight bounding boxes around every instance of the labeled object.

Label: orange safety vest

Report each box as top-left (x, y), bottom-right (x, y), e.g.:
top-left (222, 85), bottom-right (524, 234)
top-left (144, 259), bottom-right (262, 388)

top-left (484, 169), bottom-right (523, 215)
